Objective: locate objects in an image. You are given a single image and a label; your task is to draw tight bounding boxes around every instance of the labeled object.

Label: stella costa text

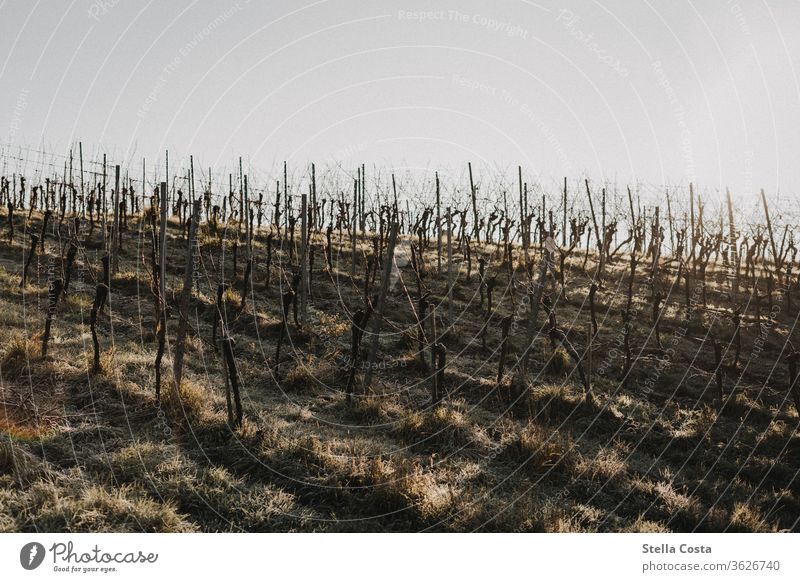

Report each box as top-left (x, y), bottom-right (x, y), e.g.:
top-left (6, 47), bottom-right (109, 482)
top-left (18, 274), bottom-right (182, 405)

top-left (642, 544), bottom-right (711, 554)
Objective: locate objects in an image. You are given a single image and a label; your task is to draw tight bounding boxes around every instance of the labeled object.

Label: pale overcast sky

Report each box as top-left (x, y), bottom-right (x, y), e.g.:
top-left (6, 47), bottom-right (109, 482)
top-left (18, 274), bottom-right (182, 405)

top-left (1, 0), bottom-right (798, 204)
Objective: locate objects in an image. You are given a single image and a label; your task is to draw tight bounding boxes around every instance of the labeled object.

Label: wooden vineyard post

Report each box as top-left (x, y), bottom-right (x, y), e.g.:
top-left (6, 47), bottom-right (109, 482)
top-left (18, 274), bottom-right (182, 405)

top-left (429, 302), bottom-right (438, 390)
top-left (356, 167), bottom-right (361, 238)
top-left (210, 283), bottom-right (222, 349)
top-left (63, 242), bottom-right (78, 295)
top-left (101, 154), bottom-right (107, 252)
top-left (40, 209), bottom-right (51, 252)
top-left (274, 180), bottom-right (281, 234)
top-left (283, 161), bottom-right (289, 233)
top-left (666, 189), bottom-right (675, 252)
top-left (360, 163), bottom-right (366, 233)
top-left (436, 172), bottom-right (442, 274)
top-left (726, 188), bottom-right (738, 304)
top-left (220, 336), bottom-right (243, 429)
top-left (446, 206), bottom-right (453, 322)
top-left (621, 309), bottom-right (632, 387)
top-left (154, 181), bottom-right (168, 402)
top-left (221, 333), bottom-right (233, 426)
top-left (90, 283), bottom-right (109, 373)
top-left (79, 142), bottom-right (84, 219)
top-left (430, 341), bottom-right (440, 404)
top-left (311, 163), bottom-right (317, 233)
top-left (469, 162), bottom-right (479, 244)
top-left (173, 198), bottom-right (201, 391)
top-left (142, 159), bottom-right (146, 220)
top-left (732, 308), bottom-right (742, 369)
top-left (586, 320), bottom-right (592, 402)
top-left (626, 185), bottom-right (637, 254)
top-left (652, 291), bottom-right (663, 348)
top-left (238, 158), bottom-right (244, 229)
top-left (345, 308), bottom-right (369, 402)
top-left (112, 165), bottom-right (120, 275)
top-left (20, 234), bottom-right (38, 287)
top-left (159, 182), bottom-right (168, 305)
top-left (244, 170), bottom-right (250, 261)
top-left (519, 166), bottom-right (528, 266)
top-left (111, 165), bottom-right (124, 275)
top-left (713, 336), bottom-right (725, 407)
top-left (391, 172), bottom-right (399, 229)
top-left (689, 183), bottom-right (696, 279)
top-left (432, 342), bottom-right (446, 404)
top-left (351, 178), bottom-right (357, 278)
top-left (562, 176), bottom-right (568, 247)
top-left (274, 290), bottom-right (294, 373)
top-left (651, 206), bottom-right (661, 281)
top-left (41, 279), bottom-right (63, 359)
top-left (497, 315), bottom-right (513, 384)
top-left (300, 193), bottom-right (308, 324)
top-left (7, 200), bottom-right (14, 244)
top-left (601, 187), bottom-right (607, 265)
top-left (417, 294), bottom-right (429, 369)
top-left (362, 220), bottom-right (399, 390)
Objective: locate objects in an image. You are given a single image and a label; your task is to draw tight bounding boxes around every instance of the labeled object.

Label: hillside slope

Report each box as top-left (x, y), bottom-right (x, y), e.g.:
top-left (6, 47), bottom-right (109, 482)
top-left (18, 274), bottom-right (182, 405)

top-left (0, 212), bottom-right (798, 532)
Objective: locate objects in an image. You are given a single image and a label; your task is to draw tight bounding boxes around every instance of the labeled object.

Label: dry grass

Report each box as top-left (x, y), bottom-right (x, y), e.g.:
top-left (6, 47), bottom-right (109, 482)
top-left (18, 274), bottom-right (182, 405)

top-left (161, 379), bottom-right (207, 423)
top-left (502, 421), bottom-right (579, 476)
top-left (282, 354), bottom-right (339, 392)
top-left (0, 334), bottom-right (38, 379)
top-left (396, 404), bottom-right (480, 453)
top-left (0, 211), bottom-right (796, 532)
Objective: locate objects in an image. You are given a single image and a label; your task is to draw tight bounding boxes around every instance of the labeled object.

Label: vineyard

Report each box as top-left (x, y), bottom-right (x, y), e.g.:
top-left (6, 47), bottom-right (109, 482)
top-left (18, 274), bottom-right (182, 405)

top-left (0, 152), bottom-right (798, 532)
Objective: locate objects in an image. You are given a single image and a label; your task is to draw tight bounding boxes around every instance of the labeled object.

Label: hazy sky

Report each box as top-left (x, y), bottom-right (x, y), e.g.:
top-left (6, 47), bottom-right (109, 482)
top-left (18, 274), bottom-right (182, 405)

top-left (1, 0), bottom-right (799, 205)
